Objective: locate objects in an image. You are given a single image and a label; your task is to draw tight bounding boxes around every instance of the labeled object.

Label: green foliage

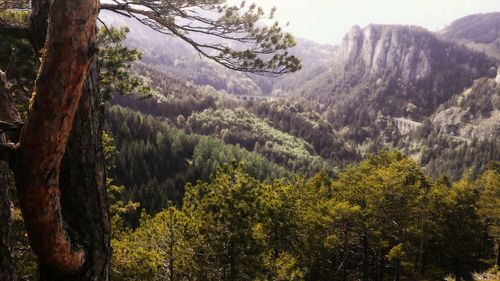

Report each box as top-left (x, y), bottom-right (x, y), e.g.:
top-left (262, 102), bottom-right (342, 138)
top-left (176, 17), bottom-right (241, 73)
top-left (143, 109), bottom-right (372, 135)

top-left (97, 26), bottom-right (152, 100)
top-left (112, 63), bottom-right (237, 121)
top-left (183, 164), bottom-right (268, 280)
top-left (414, 130), bottom-right (500, 181)
top-left (478, 162), bottom-right (500, 267)
top-left (109, 150), bottom-right (498, 280)
top-left (103, 0), bottom-right (301, 75)
top-left (112, 207), bottom-right (195, 280)
top-left (1, 23), bottom-right (151, 117)
top-left (186, 107), bottom-right (334, 175)
top-left (11, 208), bottom-right (37, 280)
top-left (103, 131), bottom-right (140, 236)
top-left (105, 105), bottom-right (290, 221)
top-left (0, 9), bottom-right (37, 116)
top-left (427, 177), bottom-right (489, 280)
top-left (245, 99), bottom-right (359, 165)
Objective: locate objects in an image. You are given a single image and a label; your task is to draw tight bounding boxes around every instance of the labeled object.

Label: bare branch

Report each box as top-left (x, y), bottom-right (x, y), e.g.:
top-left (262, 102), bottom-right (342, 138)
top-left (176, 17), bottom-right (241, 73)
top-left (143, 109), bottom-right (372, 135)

top-left (0, 0), bottom-right (30, 10)
top-left (98, 17), bottom-right (117, 43)
top-left (0, 70), bottom-right (22, 125)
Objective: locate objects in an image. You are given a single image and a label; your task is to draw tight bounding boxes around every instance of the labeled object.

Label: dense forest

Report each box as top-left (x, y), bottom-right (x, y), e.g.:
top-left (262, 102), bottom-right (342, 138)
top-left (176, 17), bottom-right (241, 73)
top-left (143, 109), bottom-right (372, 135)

top-left (113, 61), bottom-right (499, 182)
top-left (95, 18), bottom-right (500, 280)
top-left (0, 2), bottom-right (499, 281)
top-left (12, 142), bottom-right (500, 281)
top-left (110, 152), bottom-right (499, 281)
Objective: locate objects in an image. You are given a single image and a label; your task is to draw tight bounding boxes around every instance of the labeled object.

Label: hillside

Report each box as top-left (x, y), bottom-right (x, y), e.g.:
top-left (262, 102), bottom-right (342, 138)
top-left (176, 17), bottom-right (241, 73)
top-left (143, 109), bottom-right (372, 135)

top-left (113, 63), bottom-right (358, 165)
top-left (432, 77), bottom-right (500, 140)
top-left (441, 12), bottom-right (500, 60)
top-left (278, 24), bottom-right (498, 179)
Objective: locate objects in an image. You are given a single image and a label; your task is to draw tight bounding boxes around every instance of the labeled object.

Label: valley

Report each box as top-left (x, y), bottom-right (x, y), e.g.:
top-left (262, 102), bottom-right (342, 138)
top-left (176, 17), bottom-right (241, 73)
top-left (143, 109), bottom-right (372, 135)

top-left (0, 3), bottom-right (499, 281)
top-left (104, 12), bottom-right (499, 188)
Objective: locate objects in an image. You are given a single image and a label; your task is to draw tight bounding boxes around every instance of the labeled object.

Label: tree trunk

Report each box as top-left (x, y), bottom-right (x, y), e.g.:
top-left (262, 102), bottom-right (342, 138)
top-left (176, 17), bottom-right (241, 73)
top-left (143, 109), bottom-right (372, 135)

top-left (33, 19), bottom-right (110, 281)
top-left (38, 56), bottom-right (110, 281)
top-left (454, 258), bottom-right (462, 281)
top-left (0, 160), bottom-right (15, 281)
top-left (12, 0), bottom-right (102, 277)
top-left (0, 0), bottom-right (110, 279)
top-left (28, 0), bottom-right (49, 54)
top-left (377, 252), bottom-right (384, 281)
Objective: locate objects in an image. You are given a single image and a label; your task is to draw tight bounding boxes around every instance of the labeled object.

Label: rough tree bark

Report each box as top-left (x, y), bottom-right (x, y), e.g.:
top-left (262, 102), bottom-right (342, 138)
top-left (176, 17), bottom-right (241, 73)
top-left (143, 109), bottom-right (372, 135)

top-left (26, 0), bottom-right (111, 279)
top-left (51, 57), bottom-right (110, 281)
top-left (0, 0), bottom-right (110, 280)
top-left (14, 0), bottom-right (98, 271)
top-left (0, 0), bottom-right (110, 279)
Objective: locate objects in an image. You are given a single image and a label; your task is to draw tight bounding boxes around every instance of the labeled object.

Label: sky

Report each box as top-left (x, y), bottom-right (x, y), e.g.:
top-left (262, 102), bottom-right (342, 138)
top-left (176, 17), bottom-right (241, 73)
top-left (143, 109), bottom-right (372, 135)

top-left (230, 0), bottom-right (500, 44)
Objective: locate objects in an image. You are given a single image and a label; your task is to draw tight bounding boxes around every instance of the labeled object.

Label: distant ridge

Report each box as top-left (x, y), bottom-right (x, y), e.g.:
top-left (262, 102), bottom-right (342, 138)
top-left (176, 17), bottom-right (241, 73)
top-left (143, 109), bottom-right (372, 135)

top-left (440, 12), bottom-right (500, 60)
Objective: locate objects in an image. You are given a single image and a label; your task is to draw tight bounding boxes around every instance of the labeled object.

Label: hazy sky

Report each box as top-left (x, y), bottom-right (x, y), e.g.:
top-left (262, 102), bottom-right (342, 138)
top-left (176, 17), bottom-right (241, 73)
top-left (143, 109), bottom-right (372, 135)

top-left (231, 0), bottom-right (500, 44)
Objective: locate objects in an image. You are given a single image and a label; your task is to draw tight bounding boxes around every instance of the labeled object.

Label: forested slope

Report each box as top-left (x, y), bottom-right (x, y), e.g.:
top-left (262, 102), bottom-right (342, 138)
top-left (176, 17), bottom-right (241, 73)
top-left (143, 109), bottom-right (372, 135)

top-left (105, 105), bottom-right (291, 215)
top-left (441, 12), bottom-right (500, 60)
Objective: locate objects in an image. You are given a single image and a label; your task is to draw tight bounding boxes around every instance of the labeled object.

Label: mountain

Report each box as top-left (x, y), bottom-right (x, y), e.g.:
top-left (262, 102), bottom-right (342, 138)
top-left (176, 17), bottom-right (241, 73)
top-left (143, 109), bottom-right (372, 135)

top-left (104, 13), bottom-right (499, 181)
top-left (275, 23), bottom-right (498, 179)
top-left (440, 12), bottom-right (500, 60)
top-left (297, 24), bottom-right (496, 119)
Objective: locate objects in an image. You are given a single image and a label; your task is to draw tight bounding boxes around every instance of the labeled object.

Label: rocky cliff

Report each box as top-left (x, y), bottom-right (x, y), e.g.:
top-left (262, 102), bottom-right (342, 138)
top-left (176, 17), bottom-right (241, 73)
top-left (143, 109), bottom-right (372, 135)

top-left (332, 24), bottom-right (494, 85)
top-left (335, 25), bottom-right (433, 82)
top-left (296, 24), bottom-right (496, 122)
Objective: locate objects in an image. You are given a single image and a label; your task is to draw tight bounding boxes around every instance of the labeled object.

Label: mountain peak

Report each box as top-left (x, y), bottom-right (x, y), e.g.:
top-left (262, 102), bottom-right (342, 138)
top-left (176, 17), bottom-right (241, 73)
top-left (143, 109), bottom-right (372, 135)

top-left (336, 24), bottom-right (440, 82)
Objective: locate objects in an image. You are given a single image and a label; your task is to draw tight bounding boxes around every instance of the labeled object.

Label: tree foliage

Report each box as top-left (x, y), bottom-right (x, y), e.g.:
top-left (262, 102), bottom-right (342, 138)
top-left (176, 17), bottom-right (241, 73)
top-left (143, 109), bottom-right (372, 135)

top-left (108, 151), bottom-right (498, 281)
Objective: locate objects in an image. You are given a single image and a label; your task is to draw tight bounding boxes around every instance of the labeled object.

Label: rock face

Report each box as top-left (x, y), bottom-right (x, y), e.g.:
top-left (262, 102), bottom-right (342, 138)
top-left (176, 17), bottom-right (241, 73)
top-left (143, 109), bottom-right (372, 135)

top-left (332, 24), bottom-right (494, 85)
top-left (496, 67), bottom-right (500, 84)
top-left (336, 25), bottom-right (432, 82)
